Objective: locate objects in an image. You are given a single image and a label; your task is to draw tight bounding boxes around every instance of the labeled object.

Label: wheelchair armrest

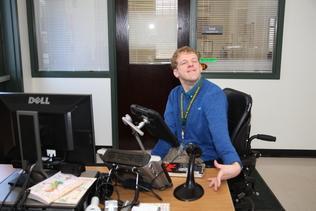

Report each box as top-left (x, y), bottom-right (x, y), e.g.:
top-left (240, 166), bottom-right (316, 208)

top-left (245, 135), bottom-right (276, 155)
top-left (248, 134), bottom-right (276, 144)
top-left (256, 134), bottom-right (276, 142)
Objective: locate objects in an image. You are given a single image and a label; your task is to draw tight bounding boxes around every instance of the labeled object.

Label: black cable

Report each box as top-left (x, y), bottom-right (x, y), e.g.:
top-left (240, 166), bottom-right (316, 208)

top-left (138, 184), bottom-right (162, 201)
top-left (95, 173), bottom-right (112, 201)
top-left (104, 165), bottom-right (162, 210)
top-left (16, 189), bottom-right (30, 210)
top-left (148, 162), bottom-right (174, 191)
top-left (131, 168), bottom-right (140, 205)
top-left (149, 170), bottom-right (168, 191)
top-left (118, 169), bottom-right (140, 210)
top-left (12, 163), bottom-right (37, 211)
top-left (104, 166), bottom-right (142, 210)
top-left (110, 167), bottom-right (123, 202)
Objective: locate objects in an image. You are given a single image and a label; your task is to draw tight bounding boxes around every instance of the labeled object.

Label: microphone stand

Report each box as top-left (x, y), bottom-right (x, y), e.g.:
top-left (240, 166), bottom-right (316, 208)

top-left (173, 143), bottom-right (204, 201)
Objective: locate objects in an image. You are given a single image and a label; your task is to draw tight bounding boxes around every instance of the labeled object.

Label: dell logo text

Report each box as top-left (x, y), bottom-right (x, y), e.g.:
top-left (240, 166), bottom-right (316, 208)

top-left (28, 97), bottom-right (50, 105)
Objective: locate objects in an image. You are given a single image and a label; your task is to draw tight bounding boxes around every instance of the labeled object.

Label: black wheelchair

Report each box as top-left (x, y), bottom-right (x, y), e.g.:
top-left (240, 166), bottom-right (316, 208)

top-left (224, 88), bottom-right (276, 211)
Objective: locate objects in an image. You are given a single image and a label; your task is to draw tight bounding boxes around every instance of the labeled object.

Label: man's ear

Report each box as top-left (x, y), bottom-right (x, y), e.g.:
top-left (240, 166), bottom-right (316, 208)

top-left (200, 63), bottom-right (207, 70)
top-left (173, 68), bottom-right (179, 78)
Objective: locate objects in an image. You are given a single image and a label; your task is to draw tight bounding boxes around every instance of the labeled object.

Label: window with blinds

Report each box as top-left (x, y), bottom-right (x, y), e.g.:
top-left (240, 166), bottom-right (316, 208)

top-left (193, 0), bottom-right (283, 77)
top-left (128, 0), bottom-right (178, 64)
top-left (31, 0), bottom-right (109, 72)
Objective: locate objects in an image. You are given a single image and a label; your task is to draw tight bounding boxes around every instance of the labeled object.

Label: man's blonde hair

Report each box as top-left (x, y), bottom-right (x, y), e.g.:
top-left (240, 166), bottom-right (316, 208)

top-left (170, 46), bottom-right (200, 69)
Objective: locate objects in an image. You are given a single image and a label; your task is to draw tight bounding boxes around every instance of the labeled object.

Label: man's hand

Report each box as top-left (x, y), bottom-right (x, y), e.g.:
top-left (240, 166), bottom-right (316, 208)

top-left (207, 160), bottom-right (242, 191)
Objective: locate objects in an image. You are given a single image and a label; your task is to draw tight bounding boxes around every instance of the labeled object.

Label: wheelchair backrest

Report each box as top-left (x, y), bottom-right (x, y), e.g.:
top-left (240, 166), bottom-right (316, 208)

top-left (223, 88), bottom-right (252, 156)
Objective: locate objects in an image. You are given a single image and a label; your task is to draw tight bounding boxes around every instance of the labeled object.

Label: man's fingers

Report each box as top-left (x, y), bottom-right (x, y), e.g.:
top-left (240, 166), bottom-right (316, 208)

top-left (208, 177), bottom-right (219, 191)
top-left (207, 177), bottom-right (215, 185)
top-left (216, 175), bottom-right (221, 188)
top-left (208, 178), bottom-right (215, 187)
top-left (216, 170), bottom-right (223, 188)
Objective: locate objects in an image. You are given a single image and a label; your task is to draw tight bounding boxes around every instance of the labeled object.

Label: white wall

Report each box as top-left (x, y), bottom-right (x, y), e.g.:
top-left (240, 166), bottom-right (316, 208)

top-left (214, 0), bottom-right (316, 149)
top-left (18, 0), bottom-right (316, 150)
top-left (17, 1), bottom-right (112, 146)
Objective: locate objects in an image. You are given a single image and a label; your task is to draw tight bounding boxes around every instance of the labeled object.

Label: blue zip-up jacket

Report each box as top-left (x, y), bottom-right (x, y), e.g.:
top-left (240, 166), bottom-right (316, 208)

top-left (151, 78), bottom-right (241, 165)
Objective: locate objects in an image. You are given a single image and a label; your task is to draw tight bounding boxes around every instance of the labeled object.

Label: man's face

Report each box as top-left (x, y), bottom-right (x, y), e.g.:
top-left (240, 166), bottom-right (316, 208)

top-left (173, 52), bottom-right (202, 87)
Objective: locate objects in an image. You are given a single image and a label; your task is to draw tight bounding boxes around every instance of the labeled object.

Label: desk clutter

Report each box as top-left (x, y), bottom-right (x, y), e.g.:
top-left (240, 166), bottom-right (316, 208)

top-left (163, 162), bottom-right (205, 178)
top-left (94, 144), bottom-right (205, 209)
top-left (91, 148), bottom-right (173, 210)
top-left (27, 171), bottom-right (96, 205)
top-left (100, 148), bottom-right (172, 190)
top-left (1, 144), bottom-right (206, 211)
top-left (0, 163), bottom-right (236, 210)
top-left (1, 104), bottom-right (214, 210)
top-left (0, 146), bottom-right (204, 210)
top-left (131, 203), bottom-right (170, 211)
top-left (0, 165), bottom-right (97, 211)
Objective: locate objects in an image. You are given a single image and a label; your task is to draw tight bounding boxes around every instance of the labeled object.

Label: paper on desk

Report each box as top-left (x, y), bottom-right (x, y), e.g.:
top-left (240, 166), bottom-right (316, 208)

top-left (54, 177), bottom-right (96, 205)
top-left (28, 171), bottom-right (83, 204)
top-left (131, 203), bottom-right (170, 211)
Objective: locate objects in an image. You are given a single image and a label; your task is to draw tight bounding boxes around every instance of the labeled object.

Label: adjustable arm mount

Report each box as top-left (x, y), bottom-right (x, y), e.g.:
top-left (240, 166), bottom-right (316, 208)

top-left (122, 114), bottom-right (149, 152)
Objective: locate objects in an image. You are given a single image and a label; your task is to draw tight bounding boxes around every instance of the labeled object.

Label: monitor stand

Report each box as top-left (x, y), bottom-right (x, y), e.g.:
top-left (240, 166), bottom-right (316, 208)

top-left (10, 111), bottom-right (49, 188)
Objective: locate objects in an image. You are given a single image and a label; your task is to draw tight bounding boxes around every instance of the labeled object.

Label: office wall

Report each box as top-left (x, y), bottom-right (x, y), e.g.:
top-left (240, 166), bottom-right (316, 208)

top-left (214, 0), bottom-right (316, 150)
top-left (17, 1), bottom-right (112, 146)
top-left (17, 0), bottom-right (316, 150)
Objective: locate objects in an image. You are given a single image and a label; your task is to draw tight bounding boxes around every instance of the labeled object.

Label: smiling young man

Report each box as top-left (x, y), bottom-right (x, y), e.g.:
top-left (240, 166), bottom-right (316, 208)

top-left (151, 46), bottom-right (242, 191)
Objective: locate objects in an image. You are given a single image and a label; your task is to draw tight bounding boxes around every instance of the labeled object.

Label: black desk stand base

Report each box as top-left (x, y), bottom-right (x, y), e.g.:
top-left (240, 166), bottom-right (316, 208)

top-left (174, 183), bottom-right (204, 201)
top-left (173, 143), bottom-right (204, 201)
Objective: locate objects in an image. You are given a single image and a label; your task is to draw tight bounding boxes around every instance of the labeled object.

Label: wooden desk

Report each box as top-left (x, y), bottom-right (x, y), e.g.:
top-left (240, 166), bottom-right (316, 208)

top-left (86, 166), bottom-right (234, 211)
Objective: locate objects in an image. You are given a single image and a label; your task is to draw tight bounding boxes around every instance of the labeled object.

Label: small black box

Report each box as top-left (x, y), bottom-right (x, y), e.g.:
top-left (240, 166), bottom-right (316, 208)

top-left (59, 162), bottom-right (85, 176)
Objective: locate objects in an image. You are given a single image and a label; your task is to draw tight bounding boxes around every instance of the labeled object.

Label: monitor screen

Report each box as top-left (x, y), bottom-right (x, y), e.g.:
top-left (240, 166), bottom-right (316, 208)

top-left (0, 92), bottom-right (96, 165)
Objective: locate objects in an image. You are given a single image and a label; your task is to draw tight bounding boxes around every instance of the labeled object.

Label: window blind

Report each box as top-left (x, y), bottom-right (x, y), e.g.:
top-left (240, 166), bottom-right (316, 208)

top-left (33, 0), bottom-right (109, 71)
top-left (195, 0), bottom-right (279, 73)
top-left (128, 0), bottom-right (177, 64)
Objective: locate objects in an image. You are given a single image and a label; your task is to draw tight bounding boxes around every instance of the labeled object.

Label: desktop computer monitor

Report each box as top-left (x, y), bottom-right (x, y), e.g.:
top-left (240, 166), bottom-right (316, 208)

top-left (0, 92), bottom-right (96, 166)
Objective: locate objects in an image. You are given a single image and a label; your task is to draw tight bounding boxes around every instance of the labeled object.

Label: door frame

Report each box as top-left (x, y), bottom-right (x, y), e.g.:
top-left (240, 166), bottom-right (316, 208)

top-left (0, 0), bottom-right (23, 92)
top-left (113, 0), bottom-right (190, 149)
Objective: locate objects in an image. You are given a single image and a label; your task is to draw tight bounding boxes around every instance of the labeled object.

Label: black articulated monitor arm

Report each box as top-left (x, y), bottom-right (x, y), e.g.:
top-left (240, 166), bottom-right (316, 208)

top-left (121, 113), bottom-right (148, 152)
top-left (129, 104), bottom-right (179, 148)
